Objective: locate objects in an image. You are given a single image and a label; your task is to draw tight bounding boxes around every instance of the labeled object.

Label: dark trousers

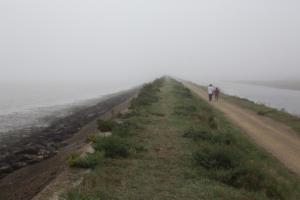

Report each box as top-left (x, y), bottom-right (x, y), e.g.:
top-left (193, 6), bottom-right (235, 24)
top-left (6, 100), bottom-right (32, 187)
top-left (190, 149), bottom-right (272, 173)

top-left (215, 94), bottom-right (219, 101)
top-left (209, 94), bottom-right (213, 101)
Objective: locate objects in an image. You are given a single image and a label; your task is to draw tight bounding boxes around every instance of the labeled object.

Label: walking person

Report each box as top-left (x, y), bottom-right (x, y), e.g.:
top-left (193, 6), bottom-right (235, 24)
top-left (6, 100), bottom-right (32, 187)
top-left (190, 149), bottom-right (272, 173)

top-left (208, 84), bottom-right (214, 102)
top-left (214, 87), bottom-right (220, 101)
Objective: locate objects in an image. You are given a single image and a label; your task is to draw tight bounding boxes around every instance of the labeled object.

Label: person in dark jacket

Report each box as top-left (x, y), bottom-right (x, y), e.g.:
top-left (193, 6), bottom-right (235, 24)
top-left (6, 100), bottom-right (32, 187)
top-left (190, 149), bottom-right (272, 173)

top-left (214, 87), bottom-right (220, 101)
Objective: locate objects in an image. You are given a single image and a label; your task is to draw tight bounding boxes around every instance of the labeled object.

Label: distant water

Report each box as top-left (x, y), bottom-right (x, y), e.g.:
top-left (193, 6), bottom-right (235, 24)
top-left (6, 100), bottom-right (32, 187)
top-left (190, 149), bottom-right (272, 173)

top-left (0, 81), bottom-right (134, 135)
top-left (215, 81), bottom-right (300, 116)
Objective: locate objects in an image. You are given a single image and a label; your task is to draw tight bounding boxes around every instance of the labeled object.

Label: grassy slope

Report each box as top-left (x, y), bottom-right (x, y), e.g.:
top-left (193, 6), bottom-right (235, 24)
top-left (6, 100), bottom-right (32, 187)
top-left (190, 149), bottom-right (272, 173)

top-left (220, 93), bottom-right (300, 135)
top-left (61, 78), bottom-right (300, 200)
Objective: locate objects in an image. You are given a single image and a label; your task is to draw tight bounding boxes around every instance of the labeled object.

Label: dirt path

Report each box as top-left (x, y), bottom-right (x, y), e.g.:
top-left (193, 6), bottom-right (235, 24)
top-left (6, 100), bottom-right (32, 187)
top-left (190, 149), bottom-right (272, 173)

top-left (182, 81), bottom-right (300, 176)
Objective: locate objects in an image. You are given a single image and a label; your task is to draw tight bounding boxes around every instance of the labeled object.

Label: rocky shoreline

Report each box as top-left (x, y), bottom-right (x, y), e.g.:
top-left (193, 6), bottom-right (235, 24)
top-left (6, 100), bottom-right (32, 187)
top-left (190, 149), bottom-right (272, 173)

top-left (0, 89), bottom-right (138, 179)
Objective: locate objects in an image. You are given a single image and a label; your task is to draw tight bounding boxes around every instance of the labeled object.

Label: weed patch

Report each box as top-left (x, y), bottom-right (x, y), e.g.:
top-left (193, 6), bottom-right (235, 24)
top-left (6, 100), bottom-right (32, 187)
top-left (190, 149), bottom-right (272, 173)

top-left (111, 122), bottom-right (135, 137)
top-left (87, 133), bottom-right (98, 143)
top-left (257, 109), bottom-right (274, 116)
top-left (93, 136), bottom-right (130, 158)
top-left (208, 116), bottom-right (218, 129)
top-left (97, 119), bottom-right (116, 132)
top-left (194, 145), bottom-right (242, 170)
top-left (68, 152), bottom-right (104, 169)
top-left (183, 127), bottom-right (235, 145)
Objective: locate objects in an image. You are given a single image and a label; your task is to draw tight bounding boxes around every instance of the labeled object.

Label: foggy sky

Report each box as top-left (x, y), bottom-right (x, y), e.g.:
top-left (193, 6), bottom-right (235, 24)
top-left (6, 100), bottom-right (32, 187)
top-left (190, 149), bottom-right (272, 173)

top-left (1, 0), bottom-right (300, 85)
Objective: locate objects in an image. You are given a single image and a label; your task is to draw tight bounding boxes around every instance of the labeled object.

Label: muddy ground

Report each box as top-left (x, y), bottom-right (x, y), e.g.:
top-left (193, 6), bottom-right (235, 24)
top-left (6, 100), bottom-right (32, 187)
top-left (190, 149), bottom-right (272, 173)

top-left (0, 88), bottom-right (138, 200)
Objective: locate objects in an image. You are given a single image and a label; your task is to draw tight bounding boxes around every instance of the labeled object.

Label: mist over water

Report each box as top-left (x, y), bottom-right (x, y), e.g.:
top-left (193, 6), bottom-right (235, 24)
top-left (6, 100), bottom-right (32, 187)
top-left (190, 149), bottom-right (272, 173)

top-left (216, 82), bottom-right (300, 116)
top-left (0, 81), bottom-right (139, 134)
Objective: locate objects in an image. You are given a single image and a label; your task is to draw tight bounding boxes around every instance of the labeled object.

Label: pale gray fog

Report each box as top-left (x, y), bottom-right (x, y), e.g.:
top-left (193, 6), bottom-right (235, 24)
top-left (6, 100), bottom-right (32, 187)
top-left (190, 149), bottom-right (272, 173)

top-left (1, 1), bottom-right (300, 132)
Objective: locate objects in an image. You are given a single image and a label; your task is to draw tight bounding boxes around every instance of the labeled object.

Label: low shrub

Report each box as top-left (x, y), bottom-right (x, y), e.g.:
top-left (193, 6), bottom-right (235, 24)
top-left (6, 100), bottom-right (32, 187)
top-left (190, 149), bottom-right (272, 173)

top-left (174, 104), bottom-right (197, 116)
top-left (112, 122), bottom-right (131, 137)
top-left (194, 144), bottom-right (288, 199)
top-left (133, 144), bottom-right (148, 153)
top-left (93, 136), bottom-right (130, 158)
top-left (229, 164), bottom-right (266, 190)
top-left (193, 145), bottom-right (242, 170)
top-left (257, 108), bottom-right (274, 116)
top-left (183, 127), bottom-right (235, 145)
top-left (183, 126), bottom-right (212, 141)
top-left (149, 111), bottom-right (165, 117)
top-left (119, 110), bottom-right (139, 119)
top-left (97, 120), bottom-right (116, 132)
top-left (87, 133), bottom-right (98, 143)
top-left (210, 162), bottom-right (287, 199)
top-left (209, 164), bottom-right (264, 189)
top-left (211, 132), bottom-right (235, 145)
top-left (208, 116), bottom-right (218, 129)
top-left (68, 152), bottom-right (104, 169)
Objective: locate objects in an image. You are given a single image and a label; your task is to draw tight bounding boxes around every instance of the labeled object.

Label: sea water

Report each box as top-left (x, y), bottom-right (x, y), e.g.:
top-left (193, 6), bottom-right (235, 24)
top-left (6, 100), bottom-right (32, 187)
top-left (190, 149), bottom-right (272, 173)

top-left (215, 81), bottom-right (300, 116)
top-left (0, 81), bottom-right (135, 137)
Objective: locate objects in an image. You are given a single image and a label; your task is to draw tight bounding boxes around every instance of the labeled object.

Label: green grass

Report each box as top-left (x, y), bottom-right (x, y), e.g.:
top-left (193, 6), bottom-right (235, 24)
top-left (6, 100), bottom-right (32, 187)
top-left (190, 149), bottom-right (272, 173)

top-left (68, 152), bottom-right (104, 169)
top-left (62, 78), bottom-right (300, 200)
top-left (111, 121), bottom-right (134, 137)
top-left (93, 136), bottom-right (130, 158)
top-left (129, 78), bottom-right (163, 110)
top-left (172, 81), bottom-right (300, 199)
top-left (97, 119), bottom-right (116, 132)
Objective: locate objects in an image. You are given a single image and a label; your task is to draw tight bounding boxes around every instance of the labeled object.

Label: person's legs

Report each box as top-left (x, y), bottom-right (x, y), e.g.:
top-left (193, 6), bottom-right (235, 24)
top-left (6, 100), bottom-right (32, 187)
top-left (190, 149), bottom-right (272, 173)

top-left (209, 94), bottom-right (212, 101)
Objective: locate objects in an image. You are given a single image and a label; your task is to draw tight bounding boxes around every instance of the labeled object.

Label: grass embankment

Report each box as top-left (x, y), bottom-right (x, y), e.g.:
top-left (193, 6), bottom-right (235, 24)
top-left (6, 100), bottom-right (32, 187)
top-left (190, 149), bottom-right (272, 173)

top-left (61, 78), bottom-right (300, 200)
top-left (220, 93), bottom-right (300, 134)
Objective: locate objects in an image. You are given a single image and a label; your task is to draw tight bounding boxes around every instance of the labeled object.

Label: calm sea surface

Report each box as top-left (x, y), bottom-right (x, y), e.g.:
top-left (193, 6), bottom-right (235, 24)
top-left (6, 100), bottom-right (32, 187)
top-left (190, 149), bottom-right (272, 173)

top-left (0, 82), bottom-right (135, 135)
top-left (215, 81), bottom-right (300, 116)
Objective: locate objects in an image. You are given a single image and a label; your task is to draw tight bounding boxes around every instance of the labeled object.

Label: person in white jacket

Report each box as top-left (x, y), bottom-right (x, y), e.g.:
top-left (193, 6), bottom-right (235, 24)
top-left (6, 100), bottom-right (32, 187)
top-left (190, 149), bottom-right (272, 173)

top-left (207, 84), bottom-right (214, 102)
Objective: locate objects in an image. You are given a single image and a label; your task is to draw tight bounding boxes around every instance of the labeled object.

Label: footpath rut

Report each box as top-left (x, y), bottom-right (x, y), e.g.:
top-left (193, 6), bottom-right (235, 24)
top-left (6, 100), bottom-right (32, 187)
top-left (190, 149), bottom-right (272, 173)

top-left (182, 81), bottom-right (300, 176)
